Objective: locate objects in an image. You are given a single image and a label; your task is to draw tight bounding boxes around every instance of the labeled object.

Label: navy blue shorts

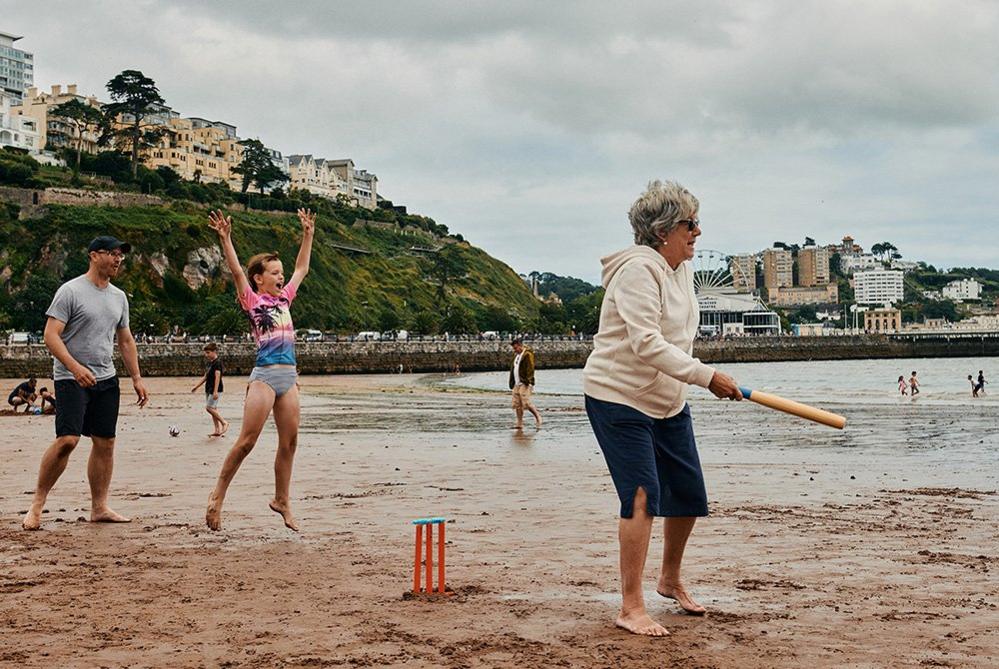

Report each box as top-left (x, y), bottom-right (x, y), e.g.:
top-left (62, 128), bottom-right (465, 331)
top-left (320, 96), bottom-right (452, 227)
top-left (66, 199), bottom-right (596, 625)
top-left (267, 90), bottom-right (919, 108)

top-left (54, 377), bottom-right (121, 439)
top-left (585, 395), bottom-right (708, 519)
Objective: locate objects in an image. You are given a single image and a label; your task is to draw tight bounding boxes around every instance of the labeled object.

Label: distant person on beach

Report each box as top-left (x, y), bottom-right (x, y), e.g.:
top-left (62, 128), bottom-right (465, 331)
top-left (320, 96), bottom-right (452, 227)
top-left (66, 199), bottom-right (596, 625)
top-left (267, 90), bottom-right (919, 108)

top-left (22, 236), bottom-right (150, 531)
top-left (582, 180), bottom-right (742, 636)
top-left (509, 339), bottom-right (541, 429)
top-left (38, 386), bottom-right (56, 413)
top-left (7, 376), bottom-right (38, 413)
top-left (968, 375), bottom-right (978, 397)
top-left (204, 208), bottom-right (315, 532)
top-left (191, 342), bottom-right (228, 437)
top-left (909, 371), bottom-right (920, 397)
top-left (977, 370), bottom-right (986, 395)
top-left (897, 375), bottom-right (907, 396)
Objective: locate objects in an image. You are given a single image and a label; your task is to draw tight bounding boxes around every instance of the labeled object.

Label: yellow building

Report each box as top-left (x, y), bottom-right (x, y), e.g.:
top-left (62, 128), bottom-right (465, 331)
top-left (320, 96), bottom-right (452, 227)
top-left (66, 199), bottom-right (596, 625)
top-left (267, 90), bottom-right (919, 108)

top-left (767, 283), bottom-right (839, 306)
top-left (864, 308), bottom-right (901, 333)
top-left (798, 246), bottom-right (831, 286)
top-left (144, 117), bottom-right (244, 188)
top-left (762, 248), bottom-right (793, 293)
top-left (13, 84), bottom-right (102, 154)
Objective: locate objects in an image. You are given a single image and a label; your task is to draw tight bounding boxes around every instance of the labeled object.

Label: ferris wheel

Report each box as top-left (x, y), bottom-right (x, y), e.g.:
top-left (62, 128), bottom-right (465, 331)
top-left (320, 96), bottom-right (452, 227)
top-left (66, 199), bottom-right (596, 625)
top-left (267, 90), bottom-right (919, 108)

top-left (691, 249), bottom-right (734, 294)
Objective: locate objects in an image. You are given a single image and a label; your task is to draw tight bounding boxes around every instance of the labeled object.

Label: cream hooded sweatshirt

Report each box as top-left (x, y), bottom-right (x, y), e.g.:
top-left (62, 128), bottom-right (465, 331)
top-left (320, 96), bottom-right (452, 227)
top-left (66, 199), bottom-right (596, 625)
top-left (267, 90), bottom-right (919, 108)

top-left (582, 245), bottom-right (716, 419)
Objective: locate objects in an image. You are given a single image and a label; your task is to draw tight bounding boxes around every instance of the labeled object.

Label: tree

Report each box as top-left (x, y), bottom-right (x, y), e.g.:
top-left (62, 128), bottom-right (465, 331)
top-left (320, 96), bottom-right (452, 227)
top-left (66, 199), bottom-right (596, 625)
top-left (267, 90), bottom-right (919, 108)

top-left (440, 301), bottom-right (479, 334)
top-left (49, 99), bottom-right (103, 175)
top-left (429, 245), bottom-right (467, 303)
top-left (100, 70), bottom-right (167, 180)
top-left (232, 138), bottom-right (289, 194)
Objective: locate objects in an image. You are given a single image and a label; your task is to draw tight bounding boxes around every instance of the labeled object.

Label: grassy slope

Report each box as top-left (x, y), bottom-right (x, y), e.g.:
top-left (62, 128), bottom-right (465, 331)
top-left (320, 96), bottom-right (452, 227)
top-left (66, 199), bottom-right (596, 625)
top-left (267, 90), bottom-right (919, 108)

top-left (0, 201), bottom-right (539, 334)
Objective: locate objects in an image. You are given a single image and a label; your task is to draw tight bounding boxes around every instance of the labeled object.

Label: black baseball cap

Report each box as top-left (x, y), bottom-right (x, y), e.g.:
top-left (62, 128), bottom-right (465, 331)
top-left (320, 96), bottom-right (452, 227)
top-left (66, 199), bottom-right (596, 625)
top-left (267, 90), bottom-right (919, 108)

top-left (88, 236), bottom-right (131, 254)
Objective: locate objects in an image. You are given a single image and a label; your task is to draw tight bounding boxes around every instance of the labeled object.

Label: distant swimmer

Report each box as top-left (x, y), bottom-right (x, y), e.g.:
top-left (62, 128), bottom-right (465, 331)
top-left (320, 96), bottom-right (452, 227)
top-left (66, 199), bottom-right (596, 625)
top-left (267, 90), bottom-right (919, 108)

top-left (909, 371), bottom-right (920, 397)
top-left (897, 375), bottom-right (907, 396)
top-left (969, 375), bottom-right (979, 398)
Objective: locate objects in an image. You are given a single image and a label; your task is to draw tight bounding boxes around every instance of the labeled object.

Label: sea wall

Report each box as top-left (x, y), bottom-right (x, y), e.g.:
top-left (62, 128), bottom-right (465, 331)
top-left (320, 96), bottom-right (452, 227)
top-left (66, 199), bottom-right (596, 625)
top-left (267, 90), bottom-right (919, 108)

top-left (2, 334), bottom-right (999, 379)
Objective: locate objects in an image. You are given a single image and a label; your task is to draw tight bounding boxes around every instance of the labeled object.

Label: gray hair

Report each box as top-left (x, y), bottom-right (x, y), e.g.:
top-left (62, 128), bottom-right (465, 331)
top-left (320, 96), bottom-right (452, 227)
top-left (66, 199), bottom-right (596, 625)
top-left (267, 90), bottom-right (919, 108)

top-left (628, 180), bottom-right (699, 248)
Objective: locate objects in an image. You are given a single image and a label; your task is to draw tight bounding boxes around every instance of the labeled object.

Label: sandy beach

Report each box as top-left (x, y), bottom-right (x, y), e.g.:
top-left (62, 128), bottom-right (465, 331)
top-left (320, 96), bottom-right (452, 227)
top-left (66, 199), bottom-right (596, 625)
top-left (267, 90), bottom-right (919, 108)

top-left (1, 372), bottom-right (997, 668)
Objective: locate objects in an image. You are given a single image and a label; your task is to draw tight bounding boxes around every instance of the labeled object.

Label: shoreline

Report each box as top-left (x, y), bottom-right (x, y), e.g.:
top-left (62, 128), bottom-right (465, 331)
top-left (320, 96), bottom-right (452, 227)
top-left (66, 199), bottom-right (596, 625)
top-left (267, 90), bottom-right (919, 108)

top-left (4, 333), bottom-right (999, 378)
top-left (1, 374), bottom-right (997, 667)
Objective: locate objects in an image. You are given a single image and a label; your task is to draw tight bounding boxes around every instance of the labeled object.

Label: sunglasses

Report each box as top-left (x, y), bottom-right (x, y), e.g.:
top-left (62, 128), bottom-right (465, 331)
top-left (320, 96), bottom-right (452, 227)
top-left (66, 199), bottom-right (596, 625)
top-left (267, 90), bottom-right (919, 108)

top-left (678, 219), bottom-right (700, 232)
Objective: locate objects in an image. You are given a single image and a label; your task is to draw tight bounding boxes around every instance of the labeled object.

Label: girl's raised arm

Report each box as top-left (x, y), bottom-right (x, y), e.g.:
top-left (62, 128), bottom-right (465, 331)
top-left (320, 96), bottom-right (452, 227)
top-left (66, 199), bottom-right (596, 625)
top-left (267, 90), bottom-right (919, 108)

top-left (208, 210), bottom-right (251, 297)
top-left (287, 208), bottom-right (316, 293)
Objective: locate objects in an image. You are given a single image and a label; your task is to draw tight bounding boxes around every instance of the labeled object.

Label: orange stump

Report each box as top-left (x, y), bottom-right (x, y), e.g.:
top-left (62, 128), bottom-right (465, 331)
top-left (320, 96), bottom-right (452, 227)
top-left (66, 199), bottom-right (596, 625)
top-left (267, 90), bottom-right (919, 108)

top-left (411, 517), bottom-right (447, 595)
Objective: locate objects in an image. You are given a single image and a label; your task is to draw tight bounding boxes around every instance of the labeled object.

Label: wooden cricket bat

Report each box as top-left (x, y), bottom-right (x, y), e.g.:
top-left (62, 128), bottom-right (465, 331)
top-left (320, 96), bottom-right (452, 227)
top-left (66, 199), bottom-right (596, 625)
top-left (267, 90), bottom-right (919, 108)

top-left (739, 387), bottom-right (846, 429)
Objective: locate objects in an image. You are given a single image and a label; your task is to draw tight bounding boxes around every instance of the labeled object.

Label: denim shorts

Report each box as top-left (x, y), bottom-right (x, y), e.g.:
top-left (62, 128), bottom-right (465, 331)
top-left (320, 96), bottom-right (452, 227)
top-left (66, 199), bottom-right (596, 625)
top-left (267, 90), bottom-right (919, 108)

top-left (585, 395), bottom-right (708, 519)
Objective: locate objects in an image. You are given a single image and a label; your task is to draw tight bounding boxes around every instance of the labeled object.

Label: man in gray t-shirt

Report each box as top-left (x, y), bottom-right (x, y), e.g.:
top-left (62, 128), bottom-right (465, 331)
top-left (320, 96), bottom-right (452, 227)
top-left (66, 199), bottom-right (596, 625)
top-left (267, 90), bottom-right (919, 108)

top-left (22, 236), bottom-right (150, 531)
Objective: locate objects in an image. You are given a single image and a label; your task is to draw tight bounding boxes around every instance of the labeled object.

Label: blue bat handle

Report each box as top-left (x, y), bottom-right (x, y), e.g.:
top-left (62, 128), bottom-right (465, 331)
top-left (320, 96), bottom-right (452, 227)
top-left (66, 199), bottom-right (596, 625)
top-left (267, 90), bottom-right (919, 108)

top-left (739, 386), bottom-right (753, 399)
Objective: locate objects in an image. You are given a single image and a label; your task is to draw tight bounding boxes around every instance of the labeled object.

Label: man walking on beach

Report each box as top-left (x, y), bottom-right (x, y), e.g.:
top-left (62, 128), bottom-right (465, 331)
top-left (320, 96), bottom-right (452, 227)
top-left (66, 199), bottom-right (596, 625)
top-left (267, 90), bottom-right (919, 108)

top-left (509, 339), bottom-right (541, 429)
top-left (22, 236), bottom-right (150, 531)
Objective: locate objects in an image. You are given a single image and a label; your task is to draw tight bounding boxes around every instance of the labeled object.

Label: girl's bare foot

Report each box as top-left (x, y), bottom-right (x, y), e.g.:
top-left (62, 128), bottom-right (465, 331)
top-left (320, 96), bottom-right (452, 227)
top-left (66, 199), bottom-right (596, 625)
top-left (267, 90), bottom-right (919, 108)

top-left (206, 493), bottom-right (223, 531)
top-left (657, 581), bottom-right (706, 615)
top-left (269, 499), bottom-right (299, 532)
top-left (219, 421), bottom-right (229, 436)
top-left (615, 610), bottom-right (670, 636)
top-left (22, 504), bottom-right (43, 530)
top-left (90, 506), bottom-right (131, 523)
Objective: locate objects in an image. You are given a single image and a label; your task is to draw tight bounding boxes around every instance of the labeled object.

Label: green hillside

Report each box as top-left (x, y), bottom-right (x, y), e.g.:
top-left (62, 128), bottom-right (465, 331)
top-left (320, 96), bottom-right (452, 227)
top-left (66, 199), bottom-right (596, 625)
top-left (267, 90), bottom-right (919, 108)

top-left (0, 200), bottom-right (540, 336)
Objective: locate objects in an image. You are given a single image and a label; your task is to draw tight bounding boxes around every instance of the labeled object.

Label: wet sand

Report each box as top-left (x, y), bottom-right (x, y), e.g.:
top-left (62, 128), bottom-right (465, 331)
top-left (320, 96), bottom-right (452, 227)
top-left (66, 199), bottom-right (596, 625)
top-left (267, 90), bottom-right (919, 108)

top-left (1, 374), bottom-right (997, 668)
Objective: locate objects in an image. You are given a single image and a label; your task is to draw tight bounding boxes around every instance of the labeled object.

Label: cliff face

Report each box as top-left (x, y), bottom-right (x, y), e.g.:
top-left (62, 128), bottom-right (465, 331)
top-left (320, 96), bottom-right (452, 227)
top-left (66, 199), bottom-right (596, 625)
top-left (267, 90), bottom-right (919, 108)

top-left (0, 201), bottom-right (539, 335)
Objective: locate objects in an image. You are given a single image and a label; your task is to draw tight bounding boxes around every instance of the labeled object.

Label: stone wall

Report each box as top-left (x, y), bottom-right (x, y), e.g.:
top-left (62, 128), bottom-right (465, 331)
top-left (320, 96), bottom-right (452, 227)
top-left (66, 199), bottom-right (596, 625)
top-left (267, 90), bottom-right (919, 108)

top-left (0, 186), bottom-right (167, 220)
top-left (3, 334), bottom-right (998, 379)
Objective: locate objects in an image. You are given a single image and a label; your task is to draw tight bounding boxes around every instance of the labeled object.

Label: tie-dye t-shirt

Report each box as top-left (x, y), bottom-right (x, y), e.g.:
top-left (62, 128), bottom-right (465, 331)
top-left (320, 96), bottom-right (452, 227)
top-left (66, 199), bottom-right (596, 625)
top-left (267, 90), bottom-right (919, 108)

top-left (238, 283), bottom-right (298, 366)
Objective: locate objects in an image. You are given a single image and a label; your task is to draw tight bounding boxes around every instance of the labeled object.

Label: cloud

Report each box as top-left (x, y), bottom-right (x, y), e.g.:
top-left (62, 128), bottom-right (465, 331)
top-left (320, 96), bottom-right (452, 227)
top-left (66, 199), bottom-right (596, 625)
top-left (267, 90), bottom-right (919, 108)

top-left (6, 1), bottom-right (999, 280)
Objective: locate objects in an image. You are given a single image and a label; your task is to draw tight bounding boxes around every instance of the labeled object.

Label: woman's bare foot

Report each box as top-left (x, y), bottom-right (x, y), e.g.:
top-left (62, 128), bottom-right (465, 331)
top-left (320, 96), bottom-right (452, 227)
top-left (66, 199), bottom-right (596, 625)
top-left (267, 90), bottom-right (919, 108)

top-left (657, 581), bottom-right (706, 615)
top-left (269, 499), bottom-right (299, 532)
top-left (22, 504), bottom-right (43, 531)
top-left (90, 506), bottom-right (131, 523)
top-left (206, 493), bottom-right (223, 531)
top-left (615, 610), bottom-right (670, 636)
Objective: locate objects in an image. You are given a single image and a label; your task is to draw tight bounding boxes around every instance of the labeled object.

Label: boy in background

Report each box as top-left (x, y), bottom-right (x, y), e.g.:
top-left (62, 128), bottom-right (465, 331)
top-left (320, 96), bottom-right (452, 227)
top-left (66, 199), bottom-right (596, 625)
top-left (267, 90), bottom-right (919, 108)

top-left (192, 343), bottom-right (228, 437)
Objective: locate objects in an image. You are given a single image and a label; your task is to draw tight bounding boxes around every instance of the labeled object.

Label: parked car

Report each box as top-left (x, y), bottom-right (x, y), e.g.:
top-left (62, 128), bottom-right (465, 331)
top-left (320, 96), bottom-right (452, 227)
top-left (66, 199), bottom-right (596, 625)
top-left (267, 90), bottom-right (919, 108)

top-left (357, 331), bottom-right (381, 341)
top-left (7, 331), bottom-right (31, 345)
top-left (297, 329), bottom-right (324, 342)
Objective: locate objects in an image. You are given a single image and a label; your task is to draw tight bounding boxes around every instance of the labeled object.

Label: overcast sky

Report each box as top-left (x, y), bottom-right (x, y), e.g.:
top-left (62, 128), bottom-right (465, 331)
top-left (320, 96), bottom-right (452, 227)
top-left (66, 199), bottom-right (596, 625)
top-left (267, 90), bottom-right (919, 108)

top-left (7, 1), bottom-right (999, 282)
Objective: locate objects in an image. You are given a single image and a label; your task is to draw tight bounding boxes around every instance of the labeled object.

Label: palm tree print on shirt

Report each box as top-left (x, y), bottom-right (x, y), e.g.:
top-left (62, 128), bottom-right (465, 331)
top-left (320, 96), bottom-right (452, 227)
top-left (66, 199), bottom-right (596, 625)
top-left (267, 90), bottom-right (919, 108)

top-left (249, 298), bottom-right (287, 334)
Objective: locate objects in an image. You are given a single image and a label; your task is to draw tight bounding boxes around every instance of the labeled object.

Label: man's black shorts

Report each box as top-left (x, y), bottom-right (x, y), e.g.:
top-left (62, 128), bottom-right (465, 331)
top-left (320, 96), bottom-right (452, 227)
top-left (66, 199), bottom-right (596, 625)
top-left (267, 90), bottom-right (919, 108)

top-left (54, 377), bottom-right (121, 438)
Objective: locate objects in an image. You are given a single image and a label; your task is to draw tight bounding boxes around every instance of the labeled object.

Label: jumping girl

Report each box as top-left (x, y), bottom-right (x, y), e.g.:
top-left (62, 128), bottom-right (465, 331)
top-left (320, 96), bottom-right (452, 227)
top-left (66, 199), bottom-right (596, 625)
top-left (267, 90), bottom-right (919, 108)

top-left (205, 208), bottom-right (315, 531)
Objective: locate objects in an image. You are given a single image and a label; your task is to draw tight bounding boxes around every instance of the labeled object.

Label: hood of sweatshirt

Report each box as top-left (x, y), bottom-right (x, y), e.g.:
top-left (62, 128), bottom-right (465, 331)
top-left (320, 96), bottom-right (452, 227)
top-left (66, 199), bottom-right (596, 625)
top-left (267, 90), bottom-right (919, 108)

top-left (599, 245), bottom-right (674, 288)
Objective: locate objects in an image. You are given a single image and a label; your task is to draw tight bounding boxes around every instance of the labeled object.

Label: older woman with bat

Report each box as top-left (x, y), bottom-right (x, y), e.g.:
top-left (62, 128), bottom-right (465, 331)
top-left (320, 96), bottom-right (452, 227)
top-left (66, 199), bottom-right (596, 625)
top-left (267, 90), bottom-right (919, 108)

top-left (582, 180), bottom-right (743, 637)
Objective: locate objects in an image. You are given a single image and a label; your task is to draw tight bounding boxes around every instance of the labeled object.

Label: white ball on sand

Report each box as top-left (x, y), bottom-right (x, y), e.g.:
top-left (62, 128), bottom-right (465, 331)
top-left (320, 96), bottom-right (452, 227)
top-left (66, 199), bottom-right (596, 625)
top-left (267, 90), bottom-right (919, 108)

top-left (168, 425), bottom-right (181, 437)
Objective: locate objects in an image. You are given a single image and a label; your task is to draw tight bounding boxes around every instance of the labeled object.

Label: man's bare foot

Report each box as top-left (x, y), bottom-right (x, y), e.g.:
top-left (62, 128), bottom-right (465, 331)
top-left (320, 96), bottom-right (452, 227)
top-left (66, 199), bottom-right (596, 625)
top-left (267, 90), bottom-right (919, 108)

top-left (22, 504), bottom-right (43, 531)
top-left (535, 416), bottom-right (542, 429)
top-left (615, 610), bottom-right (670, 636)
top-left (90, 507), bottom-right (131, 523)
top-left (269, 500), bottom-right (299, 532)
top-left (657, 581), bottom-right (706, 615)
top-left (219, 421), bottom-right (229, 437)
top-left (511, 424), bottom-right (523, 430)
top-left (206, 493), bottom-right (223, 531)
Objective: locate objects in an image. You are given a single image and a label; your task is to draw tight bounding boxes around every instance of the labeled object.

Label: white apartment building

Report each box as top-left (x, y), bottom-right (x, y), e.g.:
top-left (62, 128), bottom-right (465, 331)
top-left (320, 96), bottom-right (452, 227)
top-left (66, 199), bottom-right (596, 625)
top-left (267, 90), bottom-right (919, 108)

top-left (854, 269), bottom-right (904, 306)
top-left (0, 91), bottom-right (39, 152)
top-left (288, 155), bottom-right (379, 209)
top-left (942, 278), bottom-right (981, 302)
top-left (0, 32), bottom-right (33, 102)
top-left (840, 253), bottom-right (881, 275)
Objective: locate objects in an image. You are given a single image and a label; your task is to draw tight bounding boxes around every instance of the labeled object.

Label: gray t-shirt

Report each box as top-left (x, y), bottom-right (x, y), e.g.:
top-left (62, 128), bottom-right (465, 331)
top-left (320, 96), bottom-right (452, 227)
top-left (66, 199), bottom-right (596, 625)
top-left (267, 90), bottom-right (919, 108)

top-left (45, 275), bottom-right (130, 381)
